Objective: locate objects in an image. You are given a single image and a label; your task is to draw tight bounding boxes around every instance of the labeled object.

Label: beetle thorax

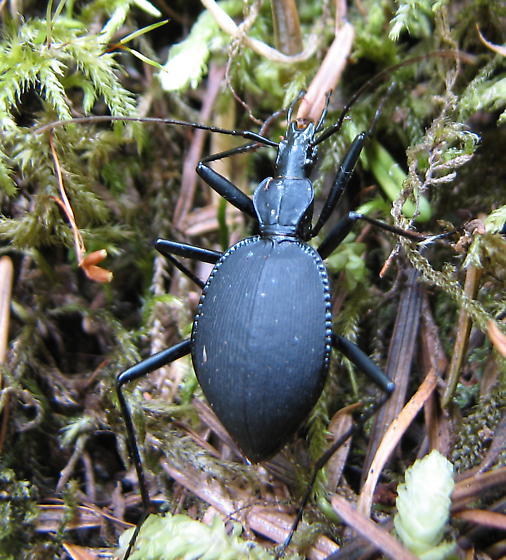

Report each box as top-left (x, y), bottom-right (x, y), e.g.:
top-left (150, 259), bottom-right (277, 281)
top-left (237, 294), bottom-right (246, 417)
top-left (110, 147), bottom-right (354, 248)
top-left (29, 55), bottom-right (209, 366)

top-left (253, 176), bottom-right (314, 238)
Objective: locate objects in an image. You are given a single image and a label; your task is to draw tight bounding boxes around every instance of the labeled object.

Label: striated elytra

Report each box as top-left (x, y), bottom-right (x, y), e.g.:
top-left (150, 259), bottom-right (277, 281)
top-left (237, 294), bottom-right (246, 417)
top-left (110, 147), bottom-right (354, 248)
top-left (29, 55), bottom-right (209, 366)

top-left (192, 235), bottom-right (332, 462)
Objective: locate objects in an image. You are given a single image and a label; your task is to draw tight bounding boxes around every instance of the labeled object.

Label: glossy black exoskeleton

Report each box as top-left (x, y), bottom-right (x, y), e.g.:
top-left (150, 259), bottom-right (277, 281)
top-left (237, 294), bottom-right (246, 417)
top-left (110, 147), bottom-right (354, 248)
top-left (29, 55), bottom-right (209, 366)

top-left (116, 94), bottom-right (422, 558)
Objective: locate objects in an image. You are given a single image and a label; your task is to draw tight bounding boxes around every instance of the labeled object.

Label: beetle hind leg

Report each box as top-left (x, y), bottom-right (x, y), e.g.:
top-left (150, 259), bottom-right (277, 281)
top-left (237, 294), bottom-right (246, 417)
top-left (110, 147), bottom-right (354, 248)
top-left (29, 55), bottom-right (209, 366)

top-left (116, 339), bottom-right (192, 559)
top-left (332, 334), bottom-right (394, 395)
top-left (277, 334), bottom-right (394, 557)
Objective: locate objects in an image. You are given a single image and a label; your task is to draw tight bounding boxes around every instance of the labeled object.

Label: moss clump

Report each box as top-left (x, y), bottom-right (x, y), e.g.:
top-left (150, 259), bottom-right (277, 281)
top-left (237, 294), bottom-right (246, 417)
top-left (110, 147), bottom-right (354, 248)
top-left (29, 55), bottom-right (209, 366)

top-left (450, 390), bottom-right (506, 472)
top-left (0, 467), bottom-right (39, 560)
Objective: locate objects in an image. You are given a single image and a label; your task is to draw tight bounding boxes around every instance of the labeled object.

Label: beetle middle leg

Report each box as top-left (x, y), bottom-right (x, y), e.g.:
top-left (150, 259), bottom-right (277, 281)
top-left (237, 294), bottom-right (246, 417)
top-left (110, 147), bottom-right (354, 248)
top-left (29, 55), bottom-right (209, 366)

top-left (317, 209), bottom-right (426, 260)
top-left (312, 123), bottom-right (429, 260)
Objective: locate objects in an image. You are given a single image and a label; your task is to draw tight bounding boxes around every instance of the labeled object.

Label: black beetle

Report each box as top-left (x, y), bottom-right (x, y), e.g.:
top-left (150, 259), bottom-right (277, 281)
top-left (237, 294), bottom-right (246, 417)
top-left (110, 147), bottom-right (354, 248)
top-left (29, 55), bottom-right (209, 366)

top-left (116, 93), bottom-right (422, 558)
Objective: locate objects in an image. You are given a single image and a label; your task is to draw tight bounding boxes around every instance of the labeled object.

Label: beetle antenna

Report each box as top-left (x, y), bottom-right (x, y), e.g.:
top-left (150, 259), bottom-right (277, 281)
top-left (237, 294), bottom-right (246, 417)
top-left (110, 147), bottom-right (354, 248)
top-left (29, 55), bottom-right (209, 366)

top-left (365, 81), bottom-right (397, 138)
top-left (313, 49), bottom-right (474, 146)
top-left (34, 115), bottom-right (279, 147)
top-left (258, 105), bottom-right (286, 137)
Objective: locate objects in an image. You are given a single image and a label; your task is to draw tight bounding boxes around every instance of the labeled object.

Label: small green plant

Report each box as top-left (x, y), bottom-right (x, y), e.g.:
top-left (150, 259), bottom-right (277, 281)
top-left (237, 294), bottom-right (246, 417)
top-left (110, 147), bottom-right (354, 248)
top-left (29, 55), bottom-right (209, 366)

top-left (118, 512), bottom-right (281, 560)
top-left (394, 450), bottom-right (455, 560)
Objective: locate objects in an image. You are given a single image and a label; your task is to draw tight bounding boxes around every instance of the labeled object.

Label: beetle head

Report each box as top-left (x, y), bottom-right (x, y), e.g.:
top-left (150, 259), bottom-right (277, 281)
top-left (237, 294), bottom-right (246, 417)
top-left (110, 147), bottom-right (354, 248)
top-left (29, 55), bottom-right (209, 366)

top-left (275, 120), bottom-right (318, 178)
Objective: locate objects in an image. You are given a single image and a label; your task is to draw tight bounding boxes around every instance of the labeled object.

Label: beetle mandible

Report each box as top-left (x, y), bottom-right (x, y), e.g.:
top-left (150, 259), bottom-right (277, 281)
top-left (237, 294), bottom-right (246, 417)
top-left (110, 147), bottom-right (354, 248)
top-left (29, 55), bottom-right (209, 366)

top-left (116, 91), bottom-right (422, 558)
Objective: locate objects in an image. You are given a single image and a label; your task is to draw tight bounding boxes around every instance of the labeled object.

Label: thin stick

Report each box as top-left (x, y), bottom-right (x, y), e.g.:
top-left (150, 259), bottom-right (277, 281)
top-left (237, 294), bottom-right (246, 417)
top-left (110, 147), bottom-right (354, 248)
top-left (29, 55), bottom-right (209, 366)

top-left (0, 256), bottom-right (13, 454)
top-left (358, 368), bottom-right (438, 516)
top-left (0, 256), bottom-right (13, 365)
top-left (313, 50), bottom-right (476, 146)
top-left (330, 495), bottom-right (419, 560)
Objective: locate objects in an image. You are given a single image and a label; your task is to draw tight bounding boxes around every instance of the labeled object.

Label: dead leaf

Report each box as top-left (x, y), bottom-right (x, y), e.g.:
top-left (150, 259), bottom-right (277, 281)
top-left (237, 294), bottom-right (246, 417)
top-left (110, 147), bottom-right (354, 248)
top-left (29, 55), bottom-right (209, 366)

top-left (454, 509), bottom-right (506, 531)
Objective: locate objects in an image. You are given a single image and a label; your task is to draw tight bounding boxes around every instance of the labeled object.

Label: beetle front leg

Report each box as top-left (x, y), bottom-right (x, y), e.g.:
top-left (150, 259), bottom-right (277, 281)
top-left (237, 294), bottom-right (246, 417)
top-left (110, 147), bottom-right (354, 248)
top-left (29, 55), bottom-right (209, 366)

top-left (196, 143), bottom-right (259, 219)
top-left (117, 340), bottom-right (192, 558)
top-left (312, 132), bottom-right (368, 237)
top-left (312, 85), bottom-right (398, 238)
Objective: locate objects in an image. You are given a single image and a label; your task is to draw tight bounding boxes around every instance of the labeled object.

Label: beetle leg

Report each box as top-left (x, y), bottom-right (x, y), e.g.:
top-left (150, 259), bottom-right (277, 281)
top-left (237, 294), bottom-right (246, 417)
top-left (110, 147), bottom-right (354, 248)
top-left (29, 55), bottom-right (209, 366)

top-left (312, 85), bottom-right (398, 237)
top-left (332, 334), bottom-right (394, 395)
top-left (155, 239), bottom-right (222, 264)
top-left (197, 161), bottom-right (257, 218)
top-left (317, 210), bottom-right (425, 260)
top-left (279, 406), bottom-right (391, 559)
top-left (316, 210), bottom-right (359, 259)
top-left (311, 131), bottom-right (368, 237)
top-left (116, 339), bottom-right (192, 558)
top-left (196, 143), bottom-right (260, 219)
top-left (278, 335), bottom-right (393, 558)
top-left (155, 238), bottom-right (222, 289)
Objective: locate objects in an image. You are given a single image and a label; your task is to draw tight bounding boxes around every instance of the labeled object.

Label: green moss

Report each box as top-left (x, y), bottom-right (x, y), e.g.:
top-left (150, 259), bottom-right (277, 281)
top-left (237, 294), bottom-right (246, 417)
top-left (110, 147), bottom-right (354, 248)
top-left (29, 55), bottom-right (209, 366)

top-left (451, 390), bottom-right (506, 472)
top-left (0, 467), bottom-right (39, 560)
